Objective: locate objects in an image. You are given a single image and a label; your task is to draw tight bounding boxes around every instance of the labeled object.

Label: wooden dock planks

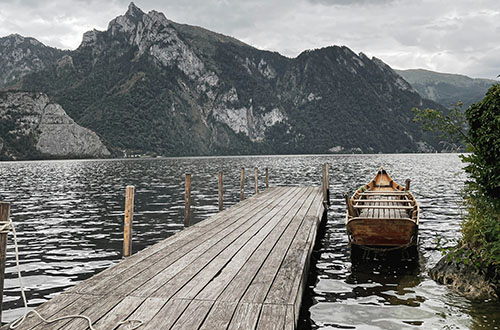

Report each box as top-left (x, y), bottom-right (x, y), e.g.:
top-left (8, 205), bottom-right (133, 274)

top-left (3, 186), bottom-right (326, 330)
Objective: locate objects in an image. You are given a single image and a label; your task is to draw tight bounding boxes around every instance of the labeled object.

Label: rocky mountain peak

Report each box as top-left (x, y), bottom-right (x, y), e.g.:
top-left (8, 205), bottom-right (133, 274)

top-left (2, 33), bottom-right (42, 48)
top-left (0, 34), bottom-right (65, 87)
top-left (126, 2), bottom-right (144, 18)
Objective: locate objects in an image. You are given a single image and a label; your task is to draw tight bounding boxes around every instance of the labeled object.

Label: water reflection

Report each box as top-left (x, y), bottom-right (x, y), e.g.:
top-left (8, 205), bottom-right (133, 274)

top-left (0, 154), bottom-right (498, 328)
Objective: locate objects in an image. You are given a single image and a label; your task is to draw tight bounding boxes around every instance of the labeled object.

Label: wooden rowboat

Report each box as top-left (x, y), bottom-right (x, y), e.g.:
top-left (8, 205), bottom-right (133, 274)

top-left (345, 168), bottom-right (419, 249)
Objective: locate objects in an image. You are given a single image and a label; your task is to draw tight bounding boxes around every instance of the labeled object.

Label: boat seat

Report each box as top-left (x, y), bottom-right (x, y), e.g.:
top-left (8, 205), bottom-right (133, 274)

top-left (350, 217), bottom-right (414, 221)
top-left (353, 199), bottom-right (412, 203)
top-left (358, 192), bottom-right (407, 195)
top-left (353, 205), bottom-right (413, 209)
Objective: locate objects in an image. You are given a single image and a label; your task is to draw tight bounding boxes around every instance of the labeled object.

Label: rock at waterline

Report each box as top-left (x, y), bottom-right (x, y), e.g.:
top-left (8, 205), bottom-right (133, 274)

top-left (429, 255), bottom-right (499, 301)
top-left (0, 91), bottom-right (110, 160)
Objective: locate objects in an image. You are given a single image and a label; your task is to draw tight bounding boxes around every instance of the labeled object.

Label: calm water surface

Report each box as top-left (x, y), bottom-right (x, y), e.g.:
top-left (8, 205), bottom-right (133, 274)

top-left (0, 154), bottom-right (498, 329)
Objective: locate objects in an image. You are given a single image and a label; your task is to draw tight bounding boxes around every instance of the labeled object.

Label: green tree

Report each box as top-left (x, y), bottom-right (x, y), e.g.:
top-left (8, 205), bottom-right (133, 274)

top-left (413, 84), bottom-right (500, 271)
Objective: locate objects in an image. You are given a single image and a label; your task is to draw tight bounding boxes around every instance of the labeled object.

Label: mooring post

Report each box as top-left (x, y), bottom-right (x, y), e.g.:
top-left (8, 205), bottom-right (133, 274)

top-left (322, 163), bottom-right (328, 205)
top-left (218, 171), bottom-right (223, 211)
top-left (325, 163), bottom-right (330, 205)
top-left (240, 168), bottom-right (245, 201)
top-left (265, 168), bottom-right (269, 189)
top-left (405, 179), bottom-right (411, 191)
top-left (0, 202), bottom-right (10, 323)
top-left (185, 173), bottom-right (191, 227)
top-left (123, 186), bottom-right (134, 257)
top-left (254, 167), bottom-right (259, 194)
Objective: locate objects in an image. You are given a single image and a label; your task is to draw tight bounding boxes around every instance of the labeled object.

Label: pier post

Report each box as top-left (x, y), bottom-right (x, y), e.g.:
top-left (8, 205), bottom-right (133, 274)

top-left (344, 193), bottom-right (357, 217)
top-left (321, 164), bottom-right (327, 205)
top-left (405, 179), bottom-right (411, 191)
top-left (265, 168), bottom-right (269, 189)
top-left (254, 167), bottom-right (259, 194)
top-left (0, 202), bottom-right (10, 323)
top-left (123, 186), bottom-right (134, 257)
top-left (218, 171), bottom-right (223, 211)
top-left (240, 168), bottom-right (245, 201)
top-left (185, 173), bottom-right (191, 227)
top-left (325, 163), bottom-right (330, 205)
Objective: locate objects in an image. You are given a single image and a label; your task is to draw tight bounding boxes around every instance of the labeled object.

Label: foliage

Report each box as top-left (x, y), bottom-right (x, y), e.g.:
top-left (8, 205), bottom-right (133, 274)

top-left (411, 102), bottom-right (468, 150)
top-left (459, 191), bottom-right (500, 268)
top-left (414, 84), bottom-right (500, 272)
top-left (462, 85), bottom-right (500, 197)
top-left (10, 23), bottom-right (447, 158)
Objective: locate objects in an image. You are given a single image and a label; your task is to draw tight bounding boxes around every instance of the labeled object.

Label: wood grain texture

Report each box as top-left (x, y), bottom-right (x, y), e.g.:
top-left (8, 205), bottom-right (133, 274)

top-left (0, 202), bottom-right (10, 323)
top-left (123, 185), bottom-right (134, 257)
top-left (5, 186), bottom-right (326, 330)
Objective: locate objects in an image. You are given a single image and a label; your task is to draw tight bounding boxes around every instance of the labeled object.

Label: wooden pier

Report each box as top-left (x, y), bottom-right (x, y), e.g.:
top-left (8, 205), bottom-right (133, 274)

top-left (3, 186), bottom-right (326, 329)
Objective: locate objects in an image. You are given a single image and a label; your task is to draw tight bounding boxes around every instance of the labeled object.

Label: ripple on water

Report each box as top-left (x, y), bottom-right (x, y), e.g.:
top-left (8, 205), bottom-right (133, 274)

top-left (0, 154), bottom-right (499, 328)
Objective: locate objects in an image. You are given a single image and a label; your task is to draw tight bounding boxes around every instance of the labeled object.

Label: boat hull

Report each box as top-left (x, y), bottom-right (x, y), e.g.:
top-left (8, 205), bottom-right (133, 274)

top-left (345, 168), bottom-right (420, 250)
top-left (346, 217), bottom-right (418, 247)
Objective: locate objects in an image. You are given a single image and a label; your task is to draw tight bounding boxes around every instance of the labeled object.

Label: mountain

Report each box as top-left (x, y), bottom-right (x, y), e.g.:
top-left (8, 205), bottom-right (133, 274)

top-left (396, 69), bottom-right (497, 109)
top-left (0, 34), bottom-right (67, 88)
top-left (0, 91), bottom-right (110, 160)
top-left (2, 3), bottom-right (444, 157)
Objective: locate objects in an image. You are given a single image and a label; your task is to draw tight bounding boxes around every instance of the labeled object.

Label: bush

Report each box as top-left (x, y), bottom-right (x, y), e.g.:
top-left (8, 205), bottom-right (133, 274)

top-left (414, 84), bottom-right (500, 271)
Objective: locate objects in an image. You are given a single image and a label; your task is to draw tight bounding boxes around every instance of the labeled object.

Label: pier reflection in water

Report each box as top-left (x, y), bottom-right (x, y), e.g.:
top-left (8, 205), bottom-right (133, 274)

top-left (0, 154), bottom-right (498, 329)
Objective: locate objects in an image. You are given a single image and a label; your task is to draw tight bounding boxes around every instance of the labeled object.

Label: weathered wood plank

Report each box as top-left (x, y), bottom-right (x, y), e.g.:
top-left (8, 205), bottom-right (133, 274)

top-left (256, 303), bottom-right (287, 330)
top-left (92, 296), bottom-right (145, 330)
top-left (170, 300), bottom-right (213, 329)
top-left (0, 293), bottom-right (81, 330)
top-left (57, 294), bottom-right (124, 330)
top-left (68, 188), bottom-right (282, 294)
top-left (85, 189), bottom-right (288, 298)
top-left (176, 187), bottom-right (313, 301)
top-left (150, 187), bottom-right (302, 300)
top-left (288, 194), bottom-right (324, 323)
top-left (29, 294), bottom-right (101, 330)
top-left (199, 301), bottom-right (238, 330)
top-left (353, 199), bottom-right (412, 203)
top-left (284, 304), bottom-right (295, 330)
top-left (353, 205), bottom-right (413, 209)
top-left (199, 188), bottom-right (315, 303)
top-left (5, 186), bottom-right (326, 330)
top-left (264, 213), bottom-right (317, 305)
top-left (228, 303), bottom-right (262, 330)
top-left (115, 297), bottom-right (167, 329)
top-left (140, 299), bottom-right (190, 330)
top-left (239, 189), bottom-right (319, 305)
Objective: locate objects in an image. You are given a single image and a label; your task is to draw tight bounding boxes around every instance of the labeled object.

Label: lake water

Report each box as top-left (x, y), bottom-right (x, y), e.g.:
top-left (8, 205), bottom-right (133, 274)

top-left (0, 154), bottom-right (498, 329)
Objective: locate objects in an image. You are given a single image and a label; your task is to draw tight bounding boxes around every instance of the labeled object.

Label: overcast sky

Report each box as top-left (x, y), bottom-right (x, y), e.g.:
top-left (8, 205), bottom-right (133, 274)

top-left (0, 0), bottom-right (499, 79)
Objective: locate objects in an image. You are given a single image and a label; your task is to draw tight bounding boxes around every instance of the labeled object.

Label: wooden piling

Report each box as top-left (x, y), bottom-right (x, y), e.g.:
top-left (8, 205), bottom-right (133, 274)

top-left (405, 179), bottom-right (411, 191)
top-left (325, 162), bottom-right (330, 205)
top-left (123, 186), bottom-right (135, 257)
top-left (322, 164), bottom-right (328, 205)
top-left (218, 171), bottom-right (223, 211)
top-left (254, 167), bottom-right (259, 194)
top-left (0, 202), bottom-right (10, 323)
top-left (265, 168), bottom-right (269, 189)
top-left (185, 173), bottom-right (191, 227)
top-left (240, 168), bottom-right (245, 201)
top-left (345, 193), bottom-right (357, 217)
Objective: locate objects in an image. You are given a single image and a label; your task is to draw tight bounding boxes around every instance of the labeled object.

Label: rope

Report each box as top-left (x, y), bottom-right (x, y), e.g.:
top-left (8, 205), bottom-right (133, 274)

top-left (3, 217), bottom-right (143, 330)
top-left (0, 221), bottom-right (11, 234)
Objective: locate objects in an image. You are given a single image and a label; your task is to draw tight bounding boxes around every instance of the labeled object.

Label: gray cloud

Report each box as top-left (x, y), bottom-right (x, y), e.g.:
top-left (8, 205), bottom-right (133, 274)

top-left (308, 0), bottom-right (400, 6)
top-left (0, 0), bottom-right (499, 79)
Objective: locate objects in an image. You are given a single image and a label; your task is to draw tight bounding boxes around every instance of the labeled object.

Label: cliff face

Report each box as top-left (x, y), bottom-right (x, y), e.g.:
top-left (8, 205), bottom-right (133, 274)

top-left (0, 92), bottom-right (110, 160)
top-left (4, 3), bottom-right (445, 156)
top-left (0, 34), bottom-right (66, 88)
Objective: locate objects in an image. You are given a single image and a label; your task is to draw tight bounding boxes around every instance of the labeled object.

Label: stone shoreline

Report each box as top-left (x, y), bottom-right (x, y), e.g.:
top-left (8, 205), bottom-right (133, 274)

top-left (430, 254), bottom-right (499, 301)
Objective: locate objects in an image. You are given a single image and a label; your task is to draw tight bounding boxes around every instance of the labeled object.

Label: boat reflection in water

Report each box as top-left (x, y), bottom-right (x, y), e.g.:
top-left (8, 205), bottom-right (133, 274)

top-left (348, 248), bottom-right (424, 308)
